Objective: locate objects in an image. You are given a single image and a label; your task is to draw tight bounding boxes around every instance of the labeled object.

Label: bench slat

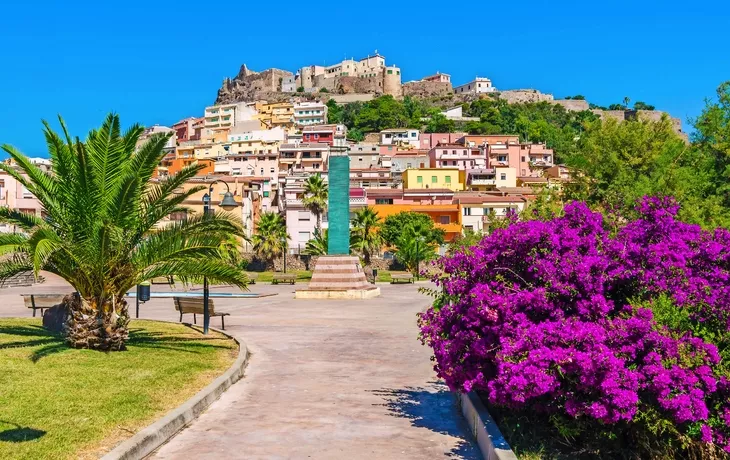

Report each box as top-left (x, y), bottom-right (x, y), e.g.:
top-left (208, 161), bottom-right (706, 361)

top-left (22, 295), bottom-right (65, 309)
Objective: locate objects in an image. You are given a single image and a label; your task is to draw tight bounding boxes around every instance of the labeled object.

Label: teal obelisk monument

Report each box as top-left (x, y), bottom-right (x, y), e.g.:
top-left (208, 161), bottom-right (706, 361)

top-left (296, 144), bottom-right (380, 299)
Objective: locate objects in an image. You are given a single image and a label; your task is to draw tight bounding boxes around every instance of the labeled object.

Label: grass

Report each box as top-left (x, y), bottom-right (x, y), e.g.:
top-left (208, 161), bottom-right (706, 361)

top-left (0, 318), bottom-right (237, 460)
top-left (247, 270), bottom-right (312, 283)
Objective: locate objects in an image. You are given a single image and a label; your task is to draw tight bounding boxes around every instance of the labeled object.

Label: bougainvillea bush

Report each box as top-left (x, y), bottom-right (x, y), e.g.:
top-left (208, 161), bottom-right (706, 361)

top-left (419, 197), bottom-right (730, 457)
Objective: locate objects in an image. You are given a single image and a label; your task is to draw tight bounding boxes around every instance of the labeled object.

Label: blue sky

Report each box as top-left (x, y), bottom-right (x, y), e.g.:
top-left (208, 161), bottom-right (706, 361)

top-left (1, 0), bottom-right (728, 156)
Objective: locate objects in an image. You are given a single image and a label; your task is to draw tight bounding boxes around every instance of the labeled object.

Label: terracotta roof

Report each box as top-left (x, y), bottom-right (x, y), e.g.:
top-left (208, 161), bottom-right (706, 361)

top-left (454, 195), bottom-right (527, 204)
top-left (403, 188), bottom-right (454, 195)
top-left (518, 177), bottom-right (549, 183)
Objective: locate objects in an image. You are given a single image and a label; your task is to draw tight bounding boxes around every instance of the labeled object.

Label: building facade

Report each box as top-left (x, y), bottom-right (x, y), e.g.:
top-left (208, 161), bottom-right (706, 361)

top-left (454, 77), bottom-right (496, 94)
top-left (293, 102), bottom-right (328, 127)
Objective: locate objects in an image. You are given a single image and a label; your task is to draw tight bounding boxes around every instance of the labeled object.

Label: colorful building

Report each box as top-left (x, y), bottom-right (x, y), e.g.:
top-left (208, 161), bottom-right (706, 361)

top-left (293, 102), bottom-right (328, 127)
top-left (371, 202), bottom-right (463, 242)
top-left (0, 169), bottom-right (44, 233)
top-left (428, 144), bottom-right (487, 170)
top-left (402, 168), bottom-right (464, 192)
top-left (454, 193), bottom-right (527, 234)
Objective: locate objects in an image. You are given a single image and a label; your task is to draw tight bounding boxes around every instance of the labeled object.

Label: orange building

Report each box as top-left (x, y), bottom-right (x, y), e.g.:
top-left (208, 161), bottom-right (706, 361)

top-left (371, 203), bottom-right (463, 242)
top-left (157, 156), bottom-right (215, 178)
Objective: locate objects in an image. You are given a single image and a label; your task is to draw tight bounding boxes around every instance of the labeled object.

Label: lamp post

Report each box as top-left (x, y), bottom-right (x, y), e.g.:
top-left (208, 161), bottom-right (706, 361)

top-left (201, 180), bottom-right (240, 335)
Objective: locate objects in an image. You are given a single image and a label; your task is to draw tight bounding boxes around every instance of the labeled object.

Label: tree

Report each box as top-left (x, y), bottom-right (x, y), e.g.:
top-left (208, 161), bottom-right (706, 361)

top-left (0, 114), bottom-right (247, 351)
top-left (304, 228), bottom-right (328, 256)
top-left (350, 207), bottom-right (382, 265)
top-left (608, 103), bottom-right (627, 110)
top-left (393, 221), bottom-right (438, 274)
top-left (354, 95), bottom-right (409, 132)
top-left (319, 88), bottom-right (329, 93)
top-left (379, 211), bottom-right (445, 247)
top-left (447, 229), bottom-right (484, 255)
top-left (251, 212), bottom-right (288, 265)
top-left (623, 96), bottom-right (631, 108)
top-left (297, 86), bottom-right (304, 93)
top-left (425, 113), bottom-right (455, 133)
top-left (564, 95), bottom-right (586, 100)
top-left (633, 101), bottom-right (656, 111)
top-left (563, 114), bottom-right (730, 226)
top-left (302, 174), bottom-right (328, 230)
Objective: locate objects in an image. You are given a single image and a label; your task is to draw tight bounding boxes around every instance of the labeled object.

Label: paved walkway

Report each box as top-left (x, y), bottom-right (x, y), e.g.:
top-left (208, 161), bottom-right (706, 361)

top-left (0, 276), bottom-right (478, 459)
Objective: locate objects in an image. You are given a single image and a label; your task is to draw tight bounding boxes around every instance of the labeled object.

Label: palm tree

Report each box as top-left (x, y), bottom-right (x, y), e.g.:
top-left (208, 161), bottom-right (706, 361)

top-left (623, 96), bottom-right (631, 109)
top-left (304, 228), bottom-right (328, 256)
top-left (393, 222), bottom-right (438, 274)
top-left (0, 114), bottom-right (247, 351)
top-left (250, 211), bottom-right (288, 267)
top-left (350, 207), bottom-right (382, 265)
top-left (302, 174), bottom-right (328, 230)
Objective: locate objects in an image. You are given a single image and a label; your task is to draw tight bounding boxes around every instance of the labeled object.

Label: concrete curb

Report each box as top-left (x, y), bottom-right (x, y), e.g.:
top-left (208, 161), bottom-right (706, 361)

top-left (458, 391), bottom-right (518, 460)
top-left (101, 324), bottom-right (249, 460)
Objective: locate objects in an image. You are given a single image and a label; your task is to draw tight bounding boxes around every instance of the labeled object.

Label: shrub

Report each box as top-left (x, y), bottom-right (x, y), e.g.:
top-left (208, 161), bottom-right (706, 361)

top-left (419, 197), bottom-right (730, 455)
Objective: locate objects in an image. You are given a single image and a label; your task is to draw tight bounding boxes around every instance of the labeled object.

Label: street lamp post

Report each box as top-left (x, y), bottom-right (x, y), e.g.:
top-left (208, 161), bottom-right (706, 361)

top-left (201, 180), bottom-right (239, 335)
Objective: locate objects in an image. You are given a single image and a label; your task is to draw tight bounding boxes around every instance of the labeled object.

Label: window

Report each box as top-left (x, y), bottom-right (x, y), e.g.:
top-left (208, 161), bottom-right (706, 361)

top-left (298, 211), bottom-right (311, 221)
top-left (440, 216), bottom-right (450, 224)
top-left (452, 150), bottom-right (456, 155)
top-left (406, 163), bottom-right (412, 168)
top-left (521, 156), bottom-right (526, 162)
top-left (375, 198), bottom-right (394, 205)
top-left (263, 191), bottom-right (270, 197)
top-left (464, 207), bottom-right (472, 216)
top-left (270, 168), bottom-right (275, 173)
top-left (411, 132), bottom-right (417, 137)
top-left (417, 176), bottom-right (423, 183)
top-left (298, 231), bottom-right (311, 243)
top-left (445, 176), bottom-right (451, 184)
top-left (431, 176), bottom-right (437, 183)
top-left (521, 169), bottom-right (526, 175)
top-left (465, 225), bottom-right (474, 232)
top-left (500, 173), bottom-right (507, 180)
top-left (21, 186), bottom-right (33, 198)
top-left (497, 156), bottom-right (507, 162)
top-left (387, 69), bottom-right (393, 74)
top-left (260, 168), bottom-right (264, 175)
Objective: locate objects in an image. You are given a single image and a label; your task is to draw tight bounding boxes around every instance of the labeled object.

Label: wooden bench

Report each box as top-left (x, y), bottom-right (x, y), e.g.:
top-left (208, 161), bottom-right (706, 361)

top-left (173, 297), bottom-right (230, 330)
top-left (272, 273), bottom-right (296, 285)
top-left (245, 273), bottom-right (258, 284)
top-left (22, 294), bottom-right (66, 317)
top-left (390, 273), bottom-right (415, 284)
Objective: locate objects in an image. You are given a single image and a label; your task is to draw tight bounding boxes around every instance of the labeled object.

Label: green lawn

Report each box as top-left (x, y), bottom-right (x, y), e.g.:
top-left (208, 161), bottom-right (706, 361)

top-left (0, 318), bottom-right (237, 460)
top-left (247, 270), bottom-right (312, 283)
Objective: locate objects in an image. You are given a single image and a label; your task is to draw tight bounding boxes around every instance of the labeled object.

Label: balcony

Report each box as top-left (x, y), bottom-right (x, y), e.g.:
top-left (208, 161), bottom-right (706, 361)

top-left (470, 178), bottom-right (496, 186)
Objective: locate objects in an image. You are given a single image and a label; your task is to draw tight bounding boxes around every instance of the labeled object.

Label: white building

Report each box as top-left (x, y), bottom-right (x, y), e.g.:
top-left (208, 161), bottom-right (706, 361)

top-left (204, 102), bottom-right (258, 130)
top-left (293, 102), bottom-right (328, 127)
top-left (454, 77), bottom-right (496, 95)
top-left (379, 128), bottom-right (420, 148)
top-left (281, 75), bottom-right (297, 93)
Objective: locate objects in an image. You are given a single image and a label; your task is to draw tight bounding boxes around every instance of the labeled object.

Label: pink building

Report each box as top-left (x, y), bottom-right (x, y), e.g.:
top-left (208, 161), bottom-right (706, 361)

top-left (422, 72), bottom-right (451, 83)
top-left (284, 186), bottom-right (366, 250)
top-left (301, 124), bottom-right (347, 146)
top-left (428, 144), bottom-right (487, 170)
top-left (172, 117), bottom-right (198, 142)
top-left (420, 132), bottom-right (467, 150)
top-left (365, 188), bottom-right (454, 206)
top-left (0, 171), bottom-right (44, 233)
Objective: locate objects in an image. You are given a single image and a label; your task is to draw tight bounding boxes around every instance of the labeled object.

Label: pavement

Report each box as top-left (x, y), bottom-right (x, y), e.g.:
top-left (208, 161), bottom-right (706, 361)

top-left (0, 273), bottom-right (479, 460)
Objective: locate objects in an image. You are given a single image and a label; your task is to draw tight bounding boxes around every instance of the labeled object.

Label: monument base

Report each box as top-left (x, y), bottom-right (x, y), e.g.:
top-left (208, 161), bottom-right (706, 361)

top-left (295, 255), bottom-right (381, 300)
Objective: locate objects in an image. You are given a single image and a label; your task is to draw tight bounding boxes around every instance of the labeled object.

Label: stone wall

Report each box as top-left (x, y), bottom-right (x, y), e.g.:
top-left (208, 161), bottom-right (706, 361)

top-left (337, 76), bottom-right (384, 95)
top-left (402, 81), bottom-right (453, 98)
top-left (215, 65), bottom-right (294, 104)
top-left (592, 109), bottom-right (686, 139)
top-left (0, 271), bottom-right (44, 288)
top-left (497, 89), bottom-right (554, 104)
top-left (553, 99), bottom-right (590, 112)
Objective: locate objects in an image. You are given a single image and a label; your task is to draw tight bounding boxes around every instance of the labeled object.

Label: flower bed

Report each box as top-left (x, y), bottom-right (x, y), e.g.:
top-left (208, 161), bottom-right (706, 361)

top-left (419, 197), bottom-right (730, 457)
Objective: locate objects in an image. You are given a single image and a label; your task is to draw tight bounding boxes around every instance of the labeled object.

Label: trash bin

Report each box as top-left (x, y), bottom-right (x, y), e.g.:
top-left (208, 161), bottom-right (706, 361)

top-left (372, 269), bottom-right (378, 283)
top-left (137, 281), bottom-right (151, 302)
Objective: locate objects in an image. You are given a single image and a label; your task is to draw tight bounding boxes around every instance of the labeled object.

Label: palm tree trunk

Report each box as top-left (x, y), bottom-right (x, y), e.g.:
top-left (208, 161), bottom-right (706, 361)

top-left (64, 294), bottom-right (130, 351)
top-left (316, 212), bottom-right (321, 230)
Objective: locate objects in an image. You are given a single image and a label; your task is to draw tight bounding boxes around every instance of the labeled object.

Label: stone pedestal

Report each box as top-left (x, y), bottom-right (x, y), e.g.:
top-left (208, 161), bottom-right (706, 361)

top-left (295, 256), bottom-right (381, 299)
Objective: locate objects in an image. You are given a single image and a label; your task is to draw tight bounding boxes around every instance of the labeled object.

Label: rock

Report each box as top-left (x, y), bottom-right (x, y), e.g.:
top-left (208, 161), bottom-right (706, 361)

top-left (43, 303), bottom-right (69, 334)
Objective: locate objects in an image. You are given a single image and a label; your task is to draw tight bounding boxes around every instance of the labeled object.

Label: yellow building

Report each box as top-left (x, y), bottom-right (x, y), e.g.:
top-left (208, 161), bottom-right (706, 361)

top-left (255, 102), bottom-right (295, 129)
top-left (402, 168), bottom-right (465, 191)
